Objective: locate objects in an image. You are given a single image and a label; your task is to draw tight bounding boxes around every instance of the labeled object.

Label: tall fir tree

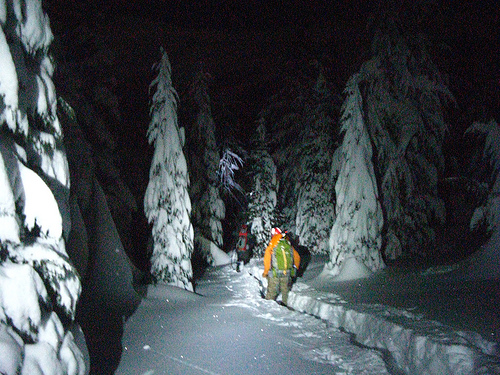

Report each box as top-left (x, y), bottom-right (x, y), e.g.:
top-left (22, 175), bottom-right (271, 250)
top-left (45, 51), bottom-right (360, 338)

top-left (247, 120), bottom-right (278, 256)
top-left (358, 10), bottom-right (453, 260)
top-left (262, 62), bottom-right (339, 253)
top-left (322, 75), bottom-right (385, 279)
top-left (262, 62), bottom-right (311, 227)
top-left (144, 49), bottom-right (194, 291)
top-left (49, 19), bottom-right (139, 266)
top-left (291, 69), bottom-right (337, 254)
top-left (0, 0), bottom-right (85, 373)
top-left (467, 119), bottom-right (500, 235)
top-left (185, 68), bottom-right (225, 265)
top-left (462, 119), bottom-right (500, 279)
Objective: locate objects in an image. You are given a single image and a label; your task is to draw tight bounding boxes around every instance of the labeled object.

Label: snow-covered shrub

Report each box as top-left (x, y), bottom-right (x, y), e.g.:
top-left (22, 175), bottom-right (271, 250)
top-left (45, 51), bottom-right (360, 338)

top-left (144, 48), bottom-right (194, 291)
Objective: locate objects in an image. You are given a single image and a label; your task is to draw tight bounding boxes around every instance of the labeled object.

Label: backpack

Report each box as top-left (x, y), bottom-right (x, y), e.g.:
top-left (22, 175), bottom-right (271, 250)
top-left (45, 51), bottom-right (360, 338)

top-left (236, 226), bottom-right (248, 252)
top-left (236, 234), bottom-right (247, 252)
top-left (271, 237), bottom-right (295, 277)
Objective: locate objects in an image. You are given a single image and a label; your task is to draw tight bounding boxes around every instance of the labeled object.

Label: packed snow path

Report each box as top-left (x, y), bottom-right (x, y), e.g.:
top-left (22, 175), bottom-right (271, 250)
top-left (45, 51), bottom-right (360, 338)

top-left (116, 264), bottom-right (389, 375)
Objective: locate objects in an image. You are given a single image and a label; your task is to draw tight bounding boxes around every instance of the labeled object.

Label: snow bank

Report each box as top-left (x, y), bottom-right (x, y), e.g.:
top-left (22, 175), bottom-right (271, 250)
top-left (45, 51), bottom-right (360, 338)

top-left (318, 256), bottom-right (373, 282)
top-left (454, 226), bottom-right (500, 280)
top-left (288, 284), bottom-right (499, 375)
top-left (194, 233), bottom-right (231, 266)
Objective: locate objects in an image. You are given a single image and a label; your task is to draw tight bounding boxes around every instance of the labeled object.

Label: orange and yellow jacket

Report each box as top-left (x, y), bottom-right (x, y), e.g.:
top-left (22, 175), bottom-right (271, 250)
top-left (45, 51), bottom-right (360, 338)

top-left (262, 233), bottom-right (300, 277)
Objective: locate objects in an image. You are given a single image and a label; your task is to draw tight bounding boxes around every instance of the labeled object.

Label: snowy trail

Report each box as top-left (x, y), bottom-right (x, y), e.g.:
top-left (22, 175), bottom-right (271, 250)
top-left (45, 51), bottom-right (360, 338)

top-left (115, 264), bottom-right (388, 375)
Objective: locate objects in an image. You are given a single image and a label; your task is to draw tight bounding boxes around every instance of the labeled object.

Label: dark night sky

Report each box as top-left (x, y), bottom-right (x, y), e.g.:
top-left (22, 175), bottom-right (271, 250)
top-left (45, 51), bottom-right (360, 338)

top-left (40, 0), bottom-right (498, 267)
top-left (43, 0), bottom-right (499, 194)
top-left (44, 0), bottom-right (499, 128)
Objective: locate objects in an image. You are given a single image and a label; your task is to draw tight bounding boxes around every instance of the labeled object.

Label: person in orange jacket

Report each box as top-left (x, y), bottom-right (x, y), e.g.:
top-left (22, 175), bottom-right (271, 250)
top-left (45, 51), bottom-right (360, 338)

top-left (262, 227), bottom-right (300, 306)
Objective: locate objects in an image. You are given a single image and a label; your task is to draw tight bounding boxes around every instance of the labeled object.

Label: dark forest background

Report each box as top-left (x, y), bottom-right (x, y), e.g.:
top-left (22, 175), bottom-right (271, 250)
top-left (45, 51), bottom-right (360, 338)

top-left (43, 0), bottom-right (499, 271)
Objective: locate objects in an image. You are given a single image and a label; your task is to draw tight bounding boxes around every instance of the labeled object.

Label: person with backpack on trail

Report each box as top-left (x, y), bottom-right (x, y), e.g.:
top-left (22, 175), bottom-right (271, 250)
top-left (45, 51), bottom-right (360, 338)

top-left (235, 224), bottom-right (252, 271)
top-left (262, 227), bottom-right (300, 306)
top-left (287, 233), bottom-right (311, 279)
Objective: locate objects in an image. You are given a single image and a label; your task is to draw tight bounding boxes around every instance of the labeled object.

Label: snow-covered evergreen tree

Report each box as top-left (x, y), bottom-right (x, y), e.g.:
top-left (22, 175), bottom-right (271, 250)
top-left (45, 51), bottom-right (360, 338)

top-left (185, 68), bottom-right (225, 265)
top-left (291, 70), bottom-right (337, 254)
top-left (262, 65), bottom-right (310, 228)
top-left (50, 17), bottom-right (140, 272)
top-left (467, 119), bottom-right (500, 234)
top-left (0, 0), bottom-right (85, 373)
top-left (144, 49), bottom-right (194, 291)
top-left (456, 119), bottom-right (500, 279)
top-left (321, 76), bottom-right (385, 280)
top-left (50, 17), bottom-right (144, 371)
top-left (247, 120), bottom-right (278, 256)
top-left (262, 62), bottom-right (339, 254)
top-left (358, 11), bottom-right (453, 260)
top-left (294, 133), bottom-right (336, 254)
top-left (58, 96), bottom-right (141, 373)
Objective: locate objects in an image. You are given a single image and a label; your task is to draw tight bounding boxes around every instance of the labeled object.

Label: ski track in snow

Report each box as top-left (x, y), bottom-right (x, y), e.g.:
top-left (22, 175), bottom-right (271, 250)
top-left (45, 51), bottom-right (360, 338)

top-left (117, 263), bottom-right (389, 375)
top-left (197, 265), bottom-right (389, 374)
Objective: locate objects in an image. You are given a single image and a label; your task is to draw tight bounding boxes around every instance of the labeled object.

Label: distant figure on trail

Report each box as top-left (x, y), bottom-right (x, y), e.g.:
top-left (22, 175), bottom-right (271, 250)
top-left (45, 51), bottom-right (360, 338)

top-left (288, 233), bottom-right (311, 279)
top-left (262, 227), bottom-right (300, 306)
top-left (236, 224), bottom-right (252, 271)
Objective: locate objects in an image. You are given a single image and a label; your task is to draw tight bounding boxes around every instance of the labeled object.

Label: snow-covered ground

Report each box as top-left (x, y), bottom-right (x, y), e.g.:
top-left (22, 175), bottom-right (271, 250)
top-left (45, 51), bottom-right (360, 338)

top-left (116, 259), bottom-right (388, 374)
top-left (116, 256), bottom-right (499, 375)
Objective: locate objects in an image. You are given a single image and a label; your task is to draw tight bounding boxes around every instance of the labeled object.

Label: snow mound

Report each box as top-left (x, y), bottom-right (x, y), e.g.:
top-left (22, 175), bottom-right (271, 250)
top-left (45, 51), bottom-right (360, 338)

top-left (209, 243), bottom-right (231, 266)
top-left (288, 284), bottom-right (500, 375)
top-left (319, 256), bottom-right (373, 281)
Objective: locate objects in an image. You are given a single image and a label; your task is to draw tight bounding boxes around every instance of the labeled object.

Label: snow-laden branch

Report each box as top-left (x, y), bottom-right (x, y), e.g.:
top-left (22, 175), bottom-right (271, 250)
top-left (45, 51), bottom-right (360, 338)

top-left (218, 148), bottom-right (244, 193)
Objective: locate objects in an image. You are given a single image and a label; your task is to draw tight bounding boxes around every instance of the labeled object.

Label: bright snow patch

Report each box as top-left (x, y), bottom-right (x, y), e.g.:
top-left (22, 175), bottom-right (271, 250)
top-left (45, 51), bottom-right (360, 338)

top-left (117, 259), bottom-right (388, 375)
top-left (18, 160), bottom-right (63, 239)
top-left (318, 256), bottom-right (373, 282)
top-left (117, 257), bottom-right (499, 375)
